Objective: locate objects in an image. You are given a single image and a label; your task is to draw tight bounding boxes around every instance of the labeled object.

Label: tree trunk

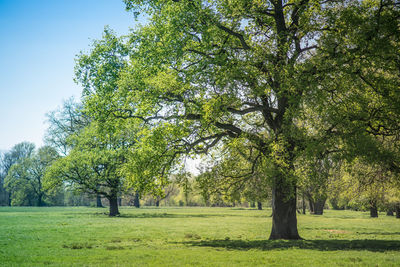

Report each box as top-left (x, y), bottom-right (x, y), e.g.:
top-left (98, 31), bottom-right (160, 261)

top-left (302, 193), bottom-right (306, 214)
top-left (118, 197), bottom-right (122, 206)
top-left (313, 198), bottom-right (326, 215)
top-left (108, 195), bottom-right (120, 216)
top-left (370, 201), bottom-right (378, 218)
top-left (37, 193), bottom-right (44, 207)
top-left (155, 199), bottom-right (160, 207)
top-left (396, 205), bottom-right (400, 219)
top-left (96, 194), bottom-right (103, 207)
top-left (133, 191), bottom-right (140, 208)
top-left (250, 202), bottom-right (255, 208)
top-left (269, 179), bottom-right (301, 240)
top-left (387, 209), bottom-right (394, 216)
top-left (7, 191), bottom-right (11, 206)
top-left (257, 201), bottom-right (263, 210)
top-left (308, 198), bottom-right (315, 214)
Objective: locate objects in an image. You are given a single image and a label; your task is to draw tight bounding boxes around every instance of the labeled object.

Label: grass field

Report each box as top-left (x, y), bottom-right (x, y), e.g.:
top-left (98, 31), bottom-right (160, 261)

top-left (0, 206), bottom-right (399, 266)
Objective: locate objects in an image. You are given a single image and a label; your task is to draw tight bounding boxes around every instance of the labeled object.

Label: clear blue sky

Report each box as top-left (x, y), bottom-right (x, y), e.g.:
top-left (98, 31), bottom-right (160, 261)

top-left (0, 0), bottom-right (136, 151)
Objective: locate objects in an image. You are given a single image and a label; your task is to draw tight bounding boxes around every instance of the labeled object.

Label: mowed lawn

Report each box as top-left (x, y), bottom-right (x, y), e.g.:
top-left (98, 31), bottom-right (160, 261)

top-left (0, 207), bottom-right (399, 266)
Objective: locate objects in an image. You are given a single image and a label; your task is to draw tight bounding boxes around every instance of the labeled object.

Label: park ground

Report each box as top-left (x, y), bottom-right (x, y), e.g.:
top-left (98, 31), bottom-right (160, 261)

top-left (0, 207), bottom-right (399, 266)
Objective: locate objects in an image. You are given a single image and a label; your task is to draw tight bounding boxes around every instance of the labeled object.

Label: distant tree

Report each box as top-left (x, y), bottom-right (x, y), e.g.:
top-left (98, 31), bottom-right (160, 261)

top-left (342, 159), bottom-right (395, 217)
top-left (5, 146), bottom-right (59, 206)
top-left (45, 122), bottom-right (135, 216)
top-left (0, 142), bottom-right (35, 206)
top-left (195, 144), bottom-right (270, 209)
top-left (45, 98), bottom-right (89, 156)
top-left (176, 172), bottom-right (193, 206)
top-left (45, 99), bottom-right (105, 207)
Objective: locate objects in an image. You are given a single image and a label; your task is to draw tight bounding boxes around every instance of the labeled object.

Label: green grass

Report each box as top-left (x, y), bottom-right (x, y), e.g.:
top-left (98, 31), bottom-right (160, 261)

top-left (0, 207), bottom-right (399, 266)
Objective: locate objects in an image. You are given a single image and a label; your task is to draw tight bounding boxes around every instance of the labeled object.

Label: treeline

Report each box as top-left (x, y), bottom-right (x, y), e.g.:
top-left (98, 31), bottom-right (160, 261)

top-left (1, 139), bottom-right (399, 219)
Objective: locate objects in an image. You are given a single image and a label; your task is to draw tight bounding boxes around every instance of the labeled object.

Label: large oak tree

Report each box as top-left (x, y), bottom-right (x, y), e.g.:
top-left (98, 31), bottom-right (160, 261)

top-left (78, 0), bottom-right (399, 239)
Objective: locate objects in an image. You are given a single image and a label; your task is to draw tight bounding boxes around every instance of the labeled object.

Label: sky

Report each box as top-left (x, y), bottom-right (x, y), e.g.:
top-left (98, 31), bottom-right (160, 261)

top-left (0, 0), bottom-right (137, 152)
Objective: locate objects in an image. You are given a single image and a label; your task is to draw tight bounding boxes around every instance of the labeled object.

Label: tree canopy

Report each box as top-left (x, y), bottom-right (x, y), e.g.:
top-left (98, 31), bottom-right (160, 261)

top-left (70, 0), bottom-right (400, 239)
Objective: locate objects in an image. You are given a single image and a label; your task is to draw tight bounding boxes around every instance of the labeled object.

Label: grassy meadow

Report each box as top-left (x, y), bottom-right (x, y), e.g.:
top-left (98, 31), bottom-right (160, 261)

top-left (0, 206), bottom-right (399, 266)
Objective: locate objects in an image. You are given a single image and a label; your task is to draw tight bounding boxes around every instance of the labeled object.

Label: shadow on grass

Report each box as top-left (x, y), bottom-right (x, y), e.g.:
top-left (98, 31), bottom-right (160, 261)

top-left (116, 212), bottom-right (229, 219)
top-left (62, 211), bottom-right (234, 219)
top-left (355, 232), bottom-right (400, 235)
top-left (183, 239), bottom-right (400, 252)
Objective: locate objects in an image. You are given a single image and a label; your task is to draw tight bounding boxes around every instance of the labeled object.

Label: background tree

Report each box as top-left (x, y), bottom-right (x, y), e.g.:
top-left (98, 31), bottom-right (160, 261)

top-left (5, 146), bottom-right (59, 206)
top-left (343, 159), bottom-right (395, 217)
top-left (45, 99), bottom-right (105, 207)
top-left (45, 121), bottom-right (135, 216)
top-left (45, 98), bottom-right (90, 156)
top-left (0, 142), bottom-right (35, 206)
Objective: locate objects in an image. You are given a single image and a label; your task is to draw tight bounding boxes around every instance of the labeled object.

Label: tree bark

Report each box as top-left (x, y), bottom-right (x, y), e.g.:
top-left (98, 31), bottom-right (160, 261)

top-left (269, 178), bottom-right (301, 240)
top-left (396, 205), bottom-right (400, 219)
top-left (370, 201), bottom-right (378, 218)
top-left (7, 191), bottom-right (11, 206)
top-left (386, 209), bottom-right (394, 216)
top-left (302, 193), bottom-right (306, 214)
top-left (37, 193), bottom-right (44, 207)
top-left (308, 199), bottom-right (314, 214)
top-left (313, 198), bottom-right (326, 215)
top-left (96, 194), bottom-right (103, 207)
top-left (257, 201), bottom-right (263, 210)
top-left (108, 195), bottom-right (120, 216)
top-left (133, 191), bottom-right (140, 208)
top-left (155, 199), bottom-right (160, 207)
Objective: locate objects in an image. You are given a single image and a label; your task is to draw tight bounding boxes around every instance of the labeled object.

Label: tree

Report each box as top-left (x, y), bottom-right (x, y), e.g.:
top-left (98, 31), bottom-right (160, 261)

top-left (0, 142), bottom-right (35, 206)
top-left (5, 146), bottom-right (59, 206)
top-left (76, 0), bottom-right (400, 239)
top-left (45, 98), bottom-right (90, 156)
top-left (45, 99), bottom-right (105, 207)
top-left (195, 143), bottom-right (271, 209)
top-left (343, 158), bottom-right (396, 217)
top-left (45, 121), bottom-right (134, 216)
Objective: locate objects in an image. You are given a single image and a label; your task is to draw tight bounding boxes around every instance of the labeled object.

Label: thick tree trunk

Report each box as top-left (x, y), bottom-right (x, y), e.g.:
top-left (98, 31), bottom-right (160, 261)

top-left (155, 199), bottom-right (160, 207)
top-left (370, 201), bottom-right (378, 218)
top-left (313, 198), bottom-right (326, 215)
top-left (269, 180), bottom-right (301, 240)
top-left (133, 192), bottom-right (140, 208)
top-left (396, 205), bottom-right (400, 219)
top-left (387, 209), bottom-right (394, 216)
top-left (108, 195), bottom-right (120, 216)
top-left (96, 194), bottom-right (103, 207)
top-left (257, 201), bottom-right (263, 210)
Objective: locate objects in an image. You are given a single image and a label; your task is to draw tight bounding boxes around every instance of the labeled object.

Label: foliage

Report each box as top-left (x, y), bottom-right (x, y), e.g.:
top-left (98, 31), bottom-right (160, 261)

top-left (4, 146), bottom-right (59, 206)
top-left (45, 98), bottom-right (90, 156)
top-left (45, 121), bottom-right (136, 215)
top-left (0, 142), bottom-right (36, 205)
top-left (71, 0), bottom-right (400, 238)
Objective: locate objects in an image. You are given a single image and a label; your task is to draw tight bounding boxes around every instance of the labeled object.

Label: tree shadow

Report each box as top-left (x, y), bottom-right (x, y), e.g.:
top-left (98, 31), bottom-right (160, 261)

top-left (117, 212), bottom-right (228, 219)
top-left (355, 232), bottom-right (400, 236)
top-left (182, 239), bottom-right (400, 252)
